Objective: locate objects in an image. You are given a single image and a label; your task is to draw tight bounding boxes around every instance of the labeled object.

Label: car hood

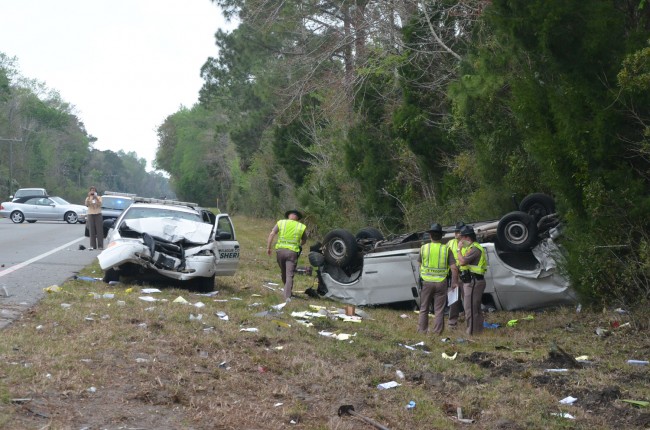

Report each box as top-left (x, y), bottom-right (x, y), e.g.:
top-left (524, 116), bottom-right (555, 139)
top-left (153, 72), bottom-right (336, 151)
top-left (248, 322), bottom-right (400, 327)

top-left (120, 218), bottom-right (213, 244)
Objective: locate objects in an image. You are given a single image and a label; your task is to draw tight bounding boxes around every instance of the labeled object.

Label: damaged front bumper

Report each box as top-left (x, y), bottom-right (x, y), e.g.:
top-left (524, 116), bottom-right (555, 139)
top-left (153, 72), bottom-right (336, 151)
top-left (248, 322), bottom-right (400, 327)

top-left (98, 237), bottom-right (217, 281)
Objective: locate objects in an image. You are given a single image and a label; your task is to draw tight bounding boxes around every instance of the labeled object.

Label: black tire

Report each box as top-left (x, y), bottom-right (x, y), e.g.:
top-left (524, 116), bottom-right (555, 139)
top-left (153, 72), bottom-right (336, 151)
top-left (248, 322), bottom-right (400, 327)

top-left (27, 220), bottom-right (37, 223)
top-left (322, 229), bottom-right (358, 267)
top-left (64, 211), bottom-right (79, 224)
top-left (192, 275), bottom-right (215, 293)
top-left (10, 211), bottom-right (25, 223)
top-left (355, 227), bottom-right (384, 241)
top-left (308, 251), bottom-right (325, 267)
top-left (497, 211), bottom-right (539, 252)
top-left (103, 268), bottom-right (120, 283)
top-left (519, 193), bottom-right (555, 223)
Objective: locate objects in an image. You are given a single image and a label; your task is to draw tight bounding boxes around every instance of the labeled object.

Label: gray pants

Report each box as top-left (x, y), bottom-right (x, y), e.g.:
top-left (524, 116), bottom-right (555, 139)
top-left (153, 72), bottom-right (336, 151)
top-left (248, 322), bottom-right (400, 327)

top-left (448, 285), bottom-right (463, 326)
top-left (87, 213), bottom-right (104, 249)
top-left (462, 279), bottom-right (486, 335)
top-left (276, 248), bottom-right (298, 300)
top-left (418, 280), bottom-right (448, 334)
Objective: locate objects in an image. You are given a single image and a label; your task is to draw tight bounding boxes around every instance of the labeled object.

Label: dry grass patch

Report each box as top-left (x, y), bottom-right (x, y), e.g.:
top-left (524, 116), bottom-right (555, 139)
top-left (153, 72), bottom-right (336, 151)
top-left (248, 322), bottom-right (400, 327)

top-left (0, 215), bottom-right (649, 429)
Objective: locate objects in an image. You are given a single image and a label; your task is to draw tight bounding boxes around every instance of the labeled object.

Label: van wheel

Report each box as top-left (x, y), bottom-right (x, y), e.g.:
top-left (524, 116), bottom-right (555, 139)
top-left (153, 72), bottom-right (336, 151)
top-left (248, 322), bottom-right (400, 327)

top-left (355, 227), bottom-right (384, 241)
top-left (322, 229), bottom-right (358, 267)
top-left (519, 193), bottom-right (555, 222)
top-left (497, 211), bottom-right (538, 252)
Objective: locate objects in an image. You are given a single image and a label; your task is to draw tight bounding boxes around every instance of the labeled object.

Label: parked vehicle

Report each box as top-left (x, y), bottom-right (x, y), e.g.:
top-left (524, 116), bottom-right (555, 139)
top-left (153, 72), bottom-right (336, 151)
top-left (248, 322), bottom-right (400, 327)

top-left (309, 193), bottom-right (577, 311)
top-left (84, 191), bottom-right (135, 237)
top-left (10, 187), bottom-right (48, 202)
top-left (0, 196), bottom-right (87, 224)
top-left (97, 196), bottom-right (240, 291)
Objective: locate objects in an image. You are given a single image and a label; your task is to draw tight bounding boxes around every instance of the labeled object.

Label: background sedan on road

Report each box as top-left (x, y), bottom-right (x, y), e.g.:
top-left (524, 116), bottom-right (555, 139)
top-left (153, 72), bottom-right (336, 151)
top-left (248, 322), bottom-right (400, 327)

top-left (0, 196), bottom-right (87, 224)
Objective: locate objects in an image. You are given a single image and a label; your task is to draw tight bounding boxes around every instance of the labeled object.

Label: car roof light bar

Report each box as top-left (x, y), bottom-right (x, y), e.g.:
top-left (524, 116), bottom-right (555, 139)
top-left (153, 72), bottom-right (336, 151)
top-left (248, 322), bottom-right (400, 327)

top-left (132, 196), bottom-right (198, 207)
top-left (104, 191), bottom-right (137, 197)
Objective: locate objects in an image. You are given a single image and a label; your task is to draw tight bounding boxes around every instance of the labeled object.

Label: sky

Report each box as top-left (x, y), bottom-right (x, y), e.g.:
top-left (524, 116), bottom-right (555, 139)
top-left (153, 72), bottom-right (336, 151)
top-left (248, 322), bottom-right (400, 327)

top-left (0, 0), bottom-right (233, 171)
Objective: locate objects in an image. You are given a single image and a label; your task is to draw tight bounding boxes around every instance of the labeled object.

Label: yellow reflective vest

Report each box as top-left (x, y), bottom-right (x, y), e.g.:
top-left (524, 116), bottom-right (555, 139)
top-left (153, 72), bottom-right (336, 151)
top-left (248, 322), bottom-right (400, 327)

top-left (459, 242), bottom-right (487, 275)
top-left (448, 238), bottom-right (461, 262)
top-left (419, 242), bottom-right (449, 282)
top-left (275, 219), bottom-right (306, 253)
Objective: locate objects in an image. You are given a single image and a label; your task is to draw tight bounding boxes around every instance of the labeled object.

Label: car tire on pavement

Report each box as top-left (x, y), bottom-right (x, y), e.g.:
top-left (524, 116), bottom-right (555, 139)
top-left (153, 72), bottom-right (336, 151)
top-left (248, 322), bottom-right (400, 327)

top-left (10, 210), bottom-right (25, 224)
top-left (64, 211), bottom-right (79, 224)
top-left (322, 229), bottom-right (358, 267)
top-left (519, 193), bottom-right (555, 223)
top-left (27, 220), bottom-right (37, 223)
top-left (497, 211), bottom-right (539, 252)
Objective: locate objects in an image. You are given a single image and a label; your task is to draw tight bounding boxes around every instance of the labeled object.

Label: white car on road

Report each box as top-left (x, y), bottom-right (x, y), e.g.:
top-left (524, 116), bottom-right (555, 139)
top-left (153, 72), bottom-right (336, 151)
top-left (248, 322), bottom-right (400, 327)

top-left (98, 197), bottom-right (239, 291)
top-left (0, 196), bottom-right (87, 224)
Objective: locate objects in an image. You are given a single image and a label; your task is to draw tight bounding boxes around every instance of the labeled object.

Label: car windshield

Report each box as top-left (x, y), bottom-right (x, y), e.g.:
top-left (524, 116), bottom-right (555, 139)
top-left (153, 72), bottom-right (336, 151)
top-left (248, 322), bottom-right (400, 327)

top-left (122, 206), bottom-right (202, 222)
top-left (102, 197), bottom-right (133, 210)
top-left (50, 196), bottom-right (70, 205)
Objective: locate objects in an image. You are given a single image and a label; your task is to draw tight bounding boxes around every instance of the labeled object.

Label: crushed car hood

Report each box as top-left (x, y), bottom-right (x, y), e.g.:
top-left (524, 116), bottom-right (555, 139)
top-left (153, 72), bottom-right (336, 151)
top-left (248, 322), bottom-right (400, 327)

top-left (121, 218), bottom-right (213, 244)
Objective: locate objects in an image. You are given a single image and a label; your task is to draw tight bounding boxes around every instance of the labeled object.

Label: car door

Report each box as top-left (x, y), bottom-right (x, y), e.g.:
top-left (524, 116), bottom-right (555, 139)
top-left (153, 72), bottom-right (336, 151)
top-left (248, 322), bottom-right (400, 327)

top-left (38, 197), bottom-right (60, 220)
top-left (213, 214), bottom-right (240, 276)
top-left (21, 197), bottom-right (43, 219)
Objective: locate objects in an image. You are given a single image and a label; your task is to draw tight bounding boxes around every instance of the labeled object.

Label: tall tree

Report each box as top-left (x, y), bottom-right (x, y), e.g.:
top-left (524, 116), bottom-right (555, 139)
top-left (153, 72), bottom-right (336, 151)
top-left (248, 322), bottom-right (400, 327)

top-left (451, 0), bottom-right (650, 303)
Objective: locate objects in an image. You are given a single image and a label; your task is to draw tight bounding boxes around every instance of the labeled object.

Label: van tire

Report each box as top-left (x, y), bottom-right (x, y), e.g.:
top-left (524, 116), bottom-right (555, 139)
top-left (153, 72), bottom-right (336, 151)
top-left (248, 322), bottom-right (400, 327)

top-left (519, 193), bottom-right (555, 222)
top-left (356, 227), bottom-right (384, 241)
top-left (497, 211), bottom-right (538, 252)
top-left (322, 229), bottom-right (358, 267)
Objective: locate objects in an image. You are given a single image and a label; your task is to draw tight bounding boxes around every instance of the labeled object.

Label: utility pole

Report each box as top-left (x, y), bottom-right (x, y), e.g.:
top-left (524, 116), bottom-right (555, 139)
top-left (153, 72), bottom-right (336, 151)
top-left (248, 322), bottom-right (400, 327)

top-left (0, 137), bottom-right (22, 196)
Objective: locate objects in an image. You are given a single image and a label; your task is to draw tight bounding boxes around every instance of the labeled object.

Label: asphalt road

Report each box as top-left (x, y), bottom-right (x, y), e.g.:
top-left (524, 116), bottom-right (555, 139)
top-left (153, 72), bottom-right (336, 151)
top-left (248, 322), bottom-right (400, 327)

top-left (0, 218), bottom-right (100, 328)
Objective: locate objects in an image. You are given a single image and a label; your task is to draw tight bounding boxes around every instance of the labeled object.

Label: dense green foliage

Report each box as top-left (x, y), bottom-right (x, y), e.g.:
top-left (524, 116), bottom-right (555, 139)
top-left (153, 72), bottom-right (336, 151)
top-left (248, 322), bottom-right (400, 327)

top-left (0, 54), bottom-right (173, 203)
top-left (157, 0), bottom-right (647, 306)
top-left (453, 0), bottom-right (650, 304)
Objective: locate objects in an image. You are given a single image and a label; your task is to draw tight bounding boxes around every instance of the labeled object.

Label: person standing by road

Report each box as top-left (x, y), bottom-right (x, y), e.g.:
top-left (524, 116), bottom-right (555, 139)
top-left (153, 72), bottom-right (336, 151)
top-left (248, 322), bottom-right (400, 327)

top-left (447, 221), bottom-right (465, 328)
top-left (267, 209), bottom-right (307, 301)
top-left (456, 225), bottom-right (488, 335)
top-left (84, 186), bottom-right (103, 250)
top-left (417, 223), bottom-right (456, 335)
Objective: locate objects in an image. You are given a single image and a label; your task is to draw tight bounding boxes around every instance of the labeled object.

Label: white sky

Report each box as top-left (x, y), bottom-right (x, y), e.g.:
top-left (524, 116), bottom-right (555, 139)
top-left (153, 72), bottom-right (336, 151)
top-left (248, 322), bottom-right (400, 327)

top-left (0, 0), bottom-right (232, 171)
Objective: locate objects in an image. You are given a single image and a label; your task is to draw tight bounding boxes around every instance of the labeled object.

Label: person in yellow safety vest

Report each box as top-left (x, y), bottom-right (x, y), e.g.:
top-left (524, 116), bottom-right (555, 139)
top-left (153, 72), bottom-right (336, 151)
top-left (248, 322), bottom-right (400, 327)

top-left (455, 225), bottom-right (488, 335)
top-left (267, 209), bottom-right (307, 301)
top-left (447, 221), bottom-right (465, 328)
top-left (417, 223), bottom-right (457, 335)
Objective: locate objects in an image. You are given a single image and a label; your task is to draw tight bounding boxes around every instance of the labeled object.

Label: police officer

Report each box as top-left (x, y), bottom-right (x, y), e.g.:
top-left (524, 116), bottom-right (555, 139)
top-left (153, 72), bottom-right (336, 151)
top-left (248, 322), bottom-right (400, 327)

top-left (447, 221), bottom-right (465, 328)
top-left (417, 223), bottom-right (457, 334)
top-left (267, 209), bottom-right (307, 301)
top-left (456, 225), bottom-right (488, 335)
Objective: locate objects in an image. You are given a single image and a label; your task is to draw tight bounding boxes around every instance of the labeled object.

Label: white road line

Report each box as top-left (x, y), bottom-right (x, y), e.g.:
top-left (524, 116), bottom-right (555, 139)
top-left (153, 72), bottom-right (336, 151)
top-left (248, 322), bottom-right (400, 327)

top-left (0, 237), bottom-right (86, 278)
